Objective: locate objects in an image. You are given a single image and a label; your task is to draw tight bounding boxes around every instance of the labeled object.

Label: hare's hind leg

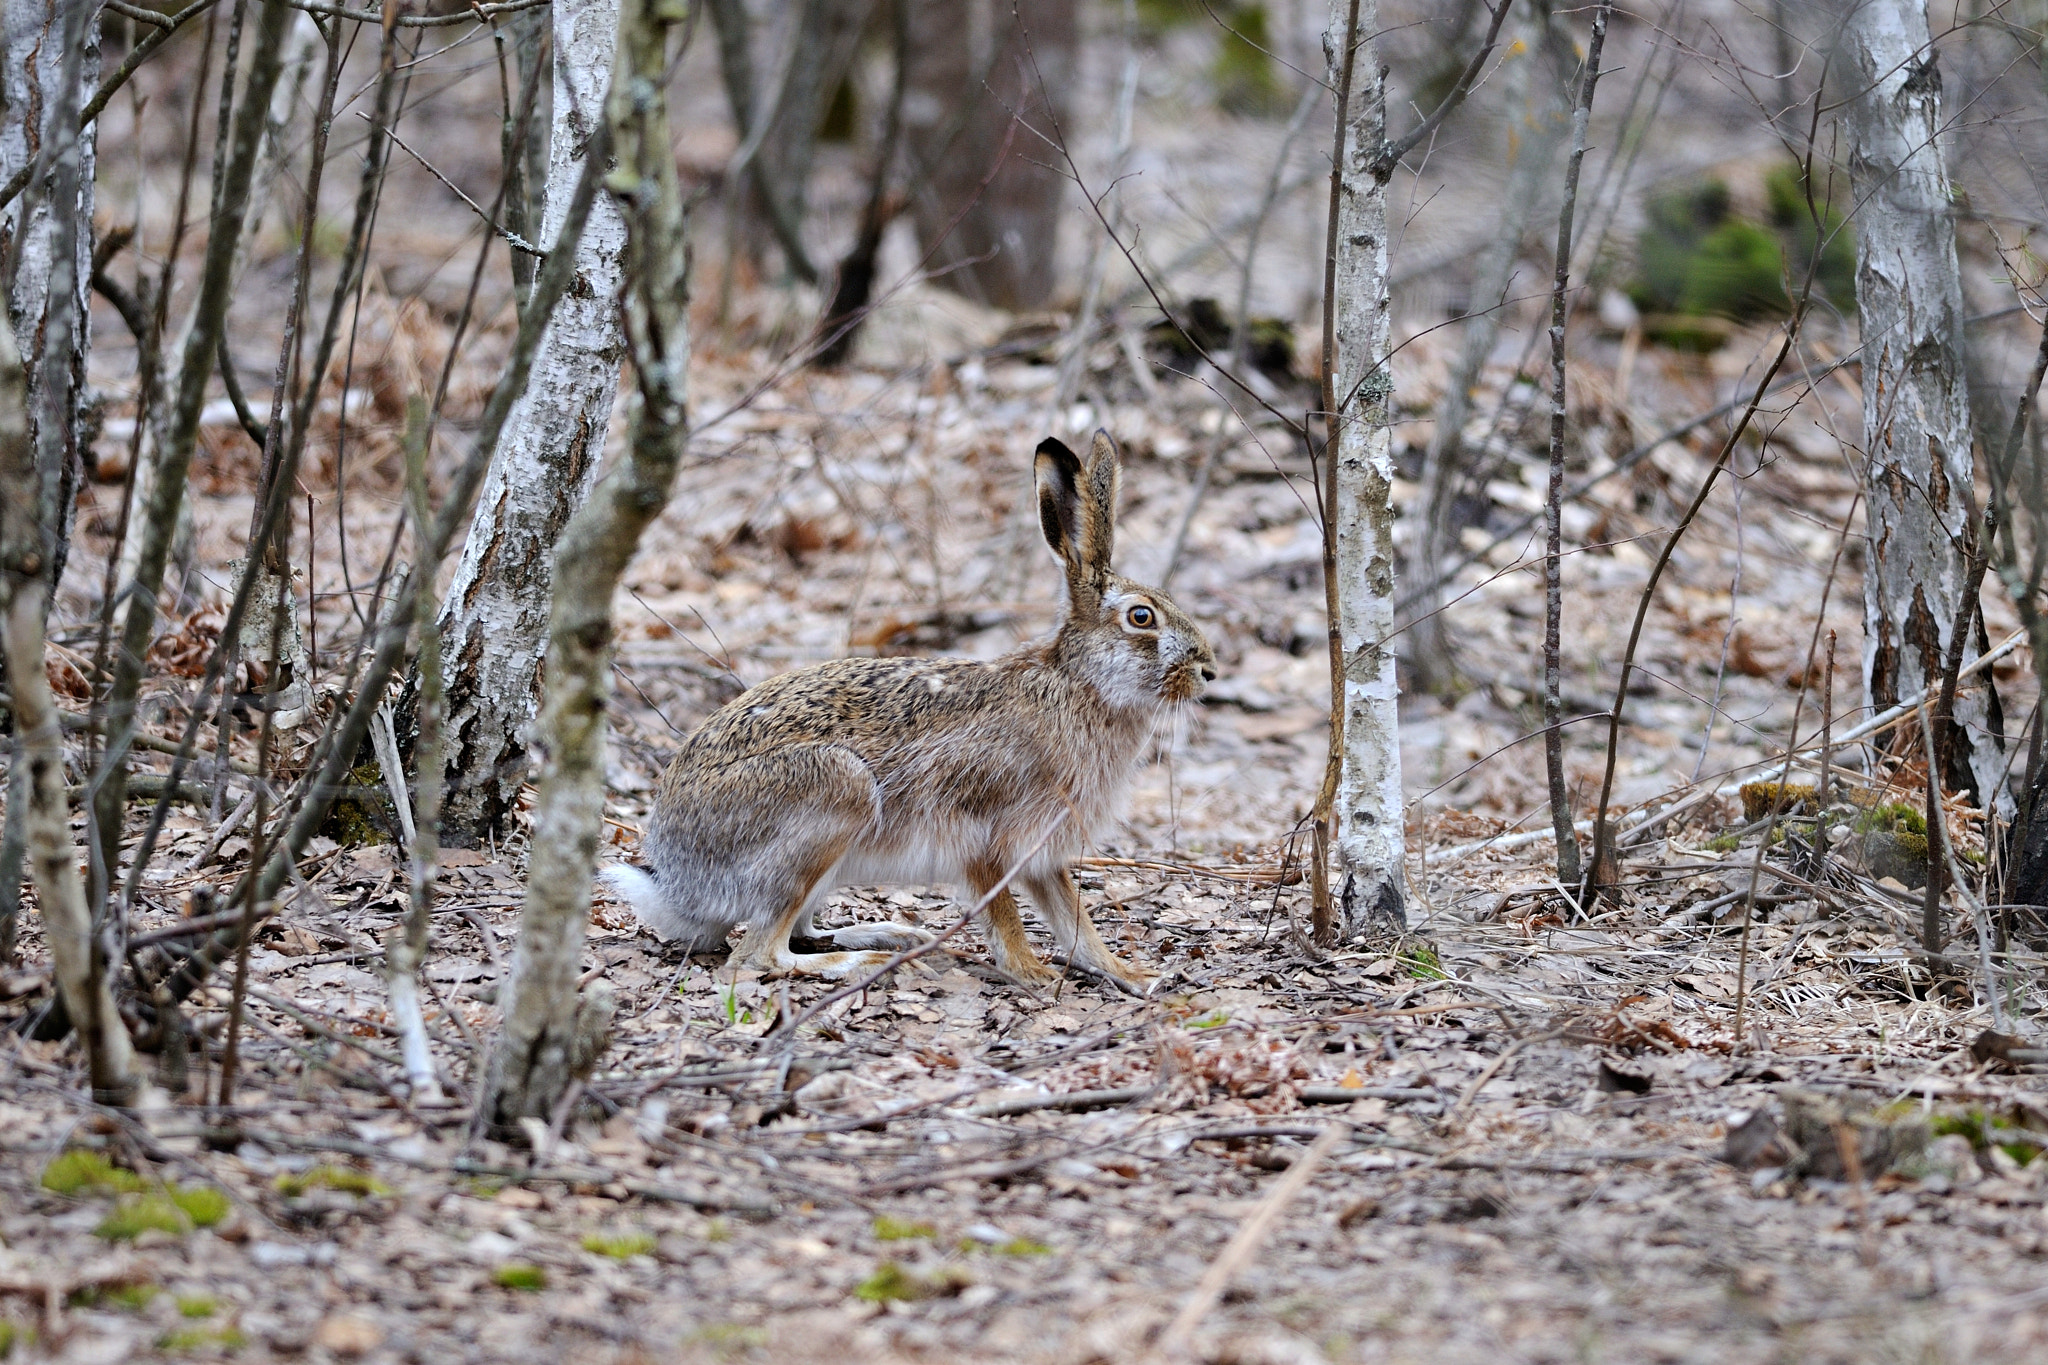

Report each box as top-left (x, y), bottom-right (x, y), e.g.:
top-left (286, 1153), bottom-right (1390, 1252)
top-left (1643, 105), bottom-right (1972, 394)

top-left (721, 746), bottom-right (905, 979)
top-left (733, 843), bottom-right (905, 980)
top-left (1025, 869), bottom-right (1153, 994)
top-left (965, 859), bottom-right (1057, 987)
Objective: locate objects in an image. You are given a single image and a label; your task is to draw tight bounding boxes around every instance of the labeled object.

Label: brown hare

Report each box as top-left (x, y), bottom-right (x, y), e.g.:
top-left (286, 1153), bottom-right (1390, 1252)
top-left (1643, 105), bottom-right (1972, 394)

top-left (603, 431), bottom-right (1216, 992)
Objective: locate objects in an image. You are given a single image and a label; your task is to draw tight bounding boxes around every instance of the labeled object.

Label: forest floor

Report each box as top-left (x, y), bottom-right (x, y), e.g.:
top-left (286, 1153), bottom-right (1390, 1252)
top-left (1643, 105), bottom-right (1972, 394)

top-left (9, 302), bottom-right (2048, 1364)
top-left (10, 4), bottom-right (2048, 1359)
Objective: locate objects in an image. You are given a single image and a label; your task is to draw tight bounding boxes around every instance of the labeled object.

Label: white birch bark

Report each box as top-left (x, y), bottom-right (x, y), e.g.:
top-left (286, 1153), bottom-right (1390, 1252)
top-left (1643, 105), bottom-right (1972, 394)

top-left (1327, 0), bottom-right (1406, 936)
top-left (1838, 0), bottom-right (2006, 811)
top-left (2, 0), bottom-right (99, 591)
top-left (433, 0), bottom-right (627, 842)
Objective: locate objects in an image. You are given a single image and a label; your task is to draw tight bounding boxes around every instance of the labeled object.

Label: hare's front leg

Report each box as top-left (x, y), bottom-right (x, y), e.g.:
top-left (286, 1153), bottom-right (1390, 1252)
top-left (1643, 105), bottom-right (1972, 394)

top-left (964, 860), bottom-right (1058, 988)
top-left (1025, 868), bottom-right (1153, 994)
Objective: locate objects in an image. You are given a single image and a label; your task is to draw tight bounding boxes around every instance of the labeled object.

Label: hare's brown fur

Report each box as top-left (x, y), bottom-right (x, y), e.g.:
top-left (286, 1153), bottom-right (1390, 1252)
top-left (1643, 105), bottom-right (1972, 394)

top-left (604, 432), bottom-right (1215, 990)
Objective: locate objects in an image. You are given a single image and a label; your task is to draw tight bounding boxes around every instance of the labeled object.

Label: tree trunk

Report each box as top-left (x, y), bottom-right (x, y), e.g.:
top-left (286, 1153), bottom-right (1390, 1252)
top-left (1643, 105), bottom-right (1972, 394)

top-left (1838, 0), bottom-right (2005, 810)
top-left (900, 0), bottom-right (1076, 312)
top-left (482, 0), bottom-right (690, 1135)
top-left (1326, 0), bottom-right (1406, 939)
top-left (1, 0), bottom-right (99, 598)
top-left (0, 310), bottom-right (139, 1106)
top-left (1407, 2), bottom-right (1571, 695)
top-left (432, 0), bottom-right (628, 845)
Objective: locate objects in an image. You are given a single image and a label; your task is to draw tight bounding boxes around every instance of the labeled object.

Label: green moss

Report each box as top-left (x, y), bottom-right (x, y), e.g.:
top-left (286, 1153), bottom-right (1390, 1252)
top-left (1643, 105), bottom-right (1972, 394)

top-left (1702, 832), bottom-right (1743, 853)
top-left (1929, 1109), bottom-right (2045, 1164)
top-left (1740, 781), bottom-right (1817, 822)
top-left (320, 764), bottom-right (395, 846)
top-left (275, 1165), bottom-right (389, 1199)
top-left (581, 1231), bottom-right (657, 1259)
top-left (705, 1217), bottom-right (731, 1242)
top-left (156, 1325), bottom-right (246, 1353)
top-left (493, 1264), bottom-right (547, 1292)
top-left (0, 1321), bottom-right (21, 1358)
top-left (873, 1216), bottom-right (935, 1242)
top-left (1213, 4), bottom-right (1286, 115)
top-left (1855, 802), bottom-right (1927, 837)
top-left (689, 1323), bottom-right (770, 1351)
top-left (69, 1283), bottom-right (158, 1312)
top-left (42, 1149), bottom-right (145, 1197)
top-left (854, 1262), bottom-right (929, 1302)
top-left (1185, 1010), bottom-right (1231, 1030)
top-left (995, 1237), bottom-right (1051, 1257)
top-left (95, 1193), bottom-right (193, 1241)
top-left (170, 1184), bottom-right (230, 1228)
top-left (1399, 946), bottom-right (1446, 981)
top-left (176, 1295), bottom-right (219, 1319)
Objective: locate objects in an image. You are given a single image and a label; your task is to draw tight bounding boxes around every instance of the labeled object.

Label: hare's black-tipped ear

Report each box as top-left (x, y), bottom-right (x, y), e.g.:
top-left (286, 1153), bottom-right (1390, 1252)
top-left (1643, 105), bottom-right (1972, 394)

top-left (1035, 436), bottom-right (1084, 566)
top-left (1079, 429), bottom-right (1121, 575)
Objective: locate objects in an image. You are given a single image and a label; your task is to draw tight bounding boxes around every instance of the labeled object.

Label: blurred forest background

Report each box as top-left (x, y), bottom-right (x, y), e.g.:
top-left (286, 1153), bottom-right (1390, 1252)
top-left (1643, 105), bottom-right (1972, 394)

top-left (7, 1), bottom-right (2048, 1361)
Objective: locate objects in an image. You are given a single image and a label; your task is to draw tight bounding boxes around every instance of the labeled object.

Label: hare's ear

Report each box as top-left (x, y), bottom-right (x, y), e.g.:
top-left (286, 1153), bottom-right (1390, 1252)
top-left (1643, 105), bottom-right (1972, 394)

top-left (1035, 436), bottom-right (1085, 573)
top-left (1078, 429), bottom-right (1121, 577)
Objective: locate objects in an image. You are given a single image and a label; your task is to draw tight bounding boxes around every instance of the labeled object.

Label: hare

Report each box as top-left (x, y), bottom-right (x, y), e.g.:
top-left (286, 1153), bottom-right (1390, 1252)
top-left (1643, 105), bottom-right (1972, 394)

top-left (603, 431), bottom-right (1215, 992)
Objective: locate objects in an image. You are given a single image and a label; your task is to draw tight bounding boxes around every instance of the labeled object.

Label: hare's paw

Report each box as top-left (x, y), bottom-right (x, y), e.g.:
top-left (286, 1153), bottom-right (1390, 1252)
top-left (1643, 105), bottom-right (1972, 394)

top-left (821, 921), bottom-right (935, 953)
top-left (990, 948), bottom-right (1059, 989)
top-left (741, 944), bottom-right (901, 980)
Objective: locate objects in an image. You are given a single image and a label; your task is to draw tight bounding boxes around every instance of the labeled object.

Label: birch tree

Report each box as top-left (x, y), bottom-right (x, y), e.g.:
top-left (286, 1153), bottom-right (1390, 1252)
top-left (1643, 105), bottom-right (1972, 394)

top-left (1838, 0), bottom-right (2005, 808)
top-left (1320, 0), bottom-right (1405, 939)
top-left (1314, 0), bottom-right (1514, 941)
top-left (433, 0), bottom-right (629, 844)
top-left (482, 0), bottom-right (690, 1133)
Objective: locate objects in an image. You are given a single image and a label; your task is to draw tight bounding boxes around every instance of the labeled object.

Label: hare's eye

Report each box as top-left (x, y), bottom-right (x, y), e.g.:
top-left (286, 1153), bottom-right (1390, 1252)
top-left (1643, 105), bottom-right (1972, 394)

top-left (1127, 605), bottom-right (1156, 629)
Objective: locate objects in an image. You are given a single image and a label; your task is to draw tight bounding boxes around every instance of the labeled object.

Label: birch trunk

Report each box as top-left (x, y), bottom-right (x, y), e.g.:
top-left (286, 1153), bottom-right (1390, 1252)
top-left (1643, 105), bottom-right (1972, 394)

top-left (482, 0), bottom-right (690, 1134)
top-left (0, 310), bottom-right (139, 1105)
top-left (433, 0), bottom-right (628, 844)
top-left (1839, 0), bottom-right (2004, 810)
top-left (1326, 0), bottom-right (1406, 937)
top-left (1, 0), bottom-right (99, 596)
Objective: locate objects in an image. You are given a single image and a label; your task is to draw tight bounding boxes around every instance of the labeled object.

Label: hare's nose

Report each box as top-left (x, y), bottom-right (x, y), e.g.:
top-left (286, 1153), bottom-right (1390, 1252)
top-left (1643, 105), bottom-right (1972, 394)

top-left (1198, 664), bottom-right (1218, 683)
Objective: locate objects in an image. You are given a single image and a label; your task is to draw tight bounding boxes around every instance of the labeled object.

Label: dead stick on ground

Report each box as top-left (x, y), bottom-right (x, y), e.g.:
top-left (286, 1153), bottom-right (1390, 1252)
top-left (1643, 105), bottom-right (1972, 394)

top-left (1151, 1123), bottom-right (1346, 1361)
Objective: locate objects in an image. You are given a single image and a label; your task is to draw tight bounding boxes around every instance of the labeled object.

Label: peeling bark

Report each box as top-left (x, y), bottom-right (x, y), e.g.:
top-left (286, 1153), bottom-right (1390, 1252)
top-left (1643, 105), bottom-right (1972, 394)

top-left (483, 0), bottom-right (689, 1134)
top-left (1839, 0), bottom-right (2006, 810)
top-left (433, 0), bottom-right (628, 844)
top-left (1325, 0), bottom-right (1406, 938)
